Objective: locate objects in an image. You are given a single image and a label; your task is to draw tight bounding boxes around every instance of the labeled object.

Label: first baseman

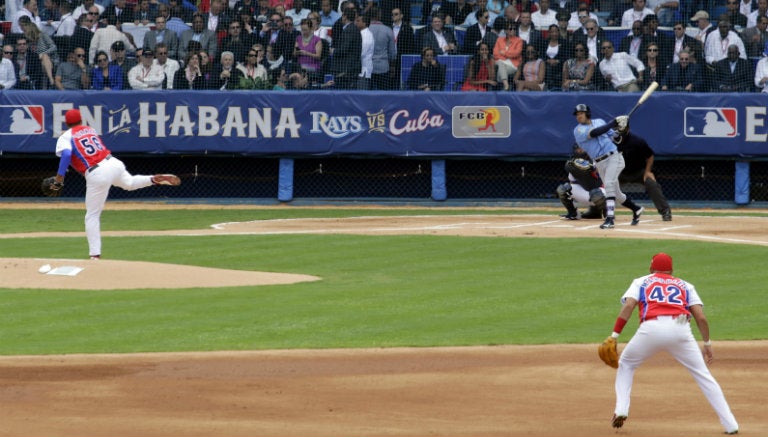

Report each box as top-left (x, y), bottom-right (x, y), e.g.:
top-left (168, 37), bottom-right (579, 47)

top-left (572, 104), bottom-right (643, 229)
top-left (52, 109), bottom-right (181, 259)
top-left (606, 253), bottom-right (739, 434)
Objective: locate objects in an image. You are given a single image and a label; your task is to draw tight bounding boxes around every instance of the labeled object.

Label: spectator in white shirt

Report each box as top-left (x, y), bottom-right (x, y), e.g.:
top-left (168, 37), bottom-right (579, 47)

top-left (705, 19), bottom-right (747, 65)
top-left (531, 0), bottom-right (558, 29)
top-left (152, 42), bottom-right (180, 89)
top-left (54, 0), bottom-right (77, 36)
top-left (0, 55), bottom-right (18, 90)
top-left (128, 48), bottom-right (166, 89)
top-left (621, 0), bottom-right (654, 28)
top-left (568, 2), bottom-right (598, 30)
top-left (12, 0), bottom-right (43, 34)
top-left (286, 0), bottom-right (311, 23)
top-left (356, 13), bottom-right (373, 89)
top-left (747, 0), bottom-right (768, 28)
top-left (755, 47), bottom-right (768, 91)
top-left (599, 40), bottom-right (645, 91)
top-left (73, 0), bottom-right (105, 21)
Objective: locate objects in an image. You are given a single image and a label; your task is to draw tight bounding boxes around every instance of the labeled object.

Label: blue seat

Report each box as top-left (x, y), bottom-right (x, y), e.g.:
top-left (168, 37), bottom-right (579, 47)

top-left (439, 55), bottom-right (471, 91)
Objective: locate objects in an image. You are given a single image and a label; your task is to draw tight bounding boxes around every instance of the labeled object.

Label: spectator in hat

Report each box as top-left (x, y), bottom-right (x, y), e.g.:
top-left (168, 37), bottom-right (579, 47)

top-left (110, 40), bottom-right (136, 88)
top-left (128, 47), bottom-right (166, 88)
top-left (691, 10), bottom-right (715, 45)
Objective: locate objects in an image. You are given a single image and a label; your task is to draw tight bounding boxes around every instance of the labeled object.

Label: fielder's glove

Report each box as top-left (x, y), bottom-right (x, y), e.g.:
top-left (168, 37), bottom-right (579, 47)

top-left (598, 336), bottom-right (619, 368)
top-left (41, 176), bottom-right (64, 197)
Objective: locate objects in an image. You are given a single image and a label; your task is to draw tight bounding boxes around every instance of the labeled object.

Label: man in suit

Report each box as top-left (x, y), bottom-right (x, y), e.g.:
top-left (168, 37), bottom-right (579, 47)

top-left (180, 13), bottom-right (219, 62)
top-left (741, 14), bottom-right (768, 57)
top-left (670, 20), bottom-right (702, 63)
top-left (715, 44), bottom-right (754, 90)
top-left (619, 20), bottom-right (645, 59)
top-left (103, 0), bottom-right (134, 26)
top-left (205, 0), bottom-right (232, 33)
top-left (71, 13), bottom-right (96, 58)
top-left (329, 7), bottom-right (362, 89)
top-left (463, 8), bottom-right (492, 55)
top-left (516, 10), bottom-right (541, 47)
top-left (143, 15), bottom-right (180, 59)
top-left (422, 12), bottom-right (458, 55)
top-left (12, 37), bottom-right (46, 90)
top-left (661, 49), bottom-right (704, 91)
top-left (257, 11), bottom-right (295, 65)
top-left (639, 14), bottom-right (673, 66)
top-left (573, 18), bottom-right (606, 62)
top-left (391, 6), bottom-right (416, 89)
top-left (134, 0), bottom-right (158, 24)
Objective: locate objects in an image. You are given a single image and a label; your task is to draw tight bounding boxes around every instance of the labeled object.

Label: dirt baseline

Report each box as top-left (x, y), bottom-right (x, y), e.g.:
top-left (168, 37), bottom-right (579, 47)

top-left (1, 211), bottom-right (766, 436)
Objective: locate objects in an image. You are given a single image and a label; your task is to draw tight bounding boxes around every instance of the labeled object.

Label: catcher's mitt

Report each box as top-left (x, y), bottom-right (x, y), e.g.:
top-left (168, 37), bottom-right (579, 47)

top-left (565, 157), bottom-right (601, 191)
top-left (598, 336), bottom-right (619, 368)
top-left (41, 176), bottom-right (64, 197)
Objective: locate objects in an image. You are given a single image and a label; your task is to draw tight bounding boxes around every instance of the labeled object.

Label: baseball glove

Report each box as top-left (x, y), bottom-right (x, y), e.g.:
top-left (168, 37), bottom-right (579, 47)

top-left (41, 176), bottom-right (64, 197)
top-left (598, 336), bottom-right (619, 368)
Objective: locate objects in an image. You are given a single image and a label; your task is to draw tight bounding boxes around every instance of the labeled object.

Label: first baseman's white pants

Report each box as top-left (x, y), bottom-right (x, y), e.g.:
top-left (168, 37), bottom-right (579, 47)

top-left (84, 157), bottom-right (153, 257)
top-left (615, 316), bottom-right (739, 433)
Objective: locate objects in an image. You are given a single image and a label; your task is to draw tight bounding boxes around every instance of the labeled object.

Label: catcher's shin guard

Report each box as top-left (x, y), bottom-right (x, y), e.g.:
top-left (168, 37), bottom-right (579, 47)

top-left (556, 183), bottom-right (578, 217)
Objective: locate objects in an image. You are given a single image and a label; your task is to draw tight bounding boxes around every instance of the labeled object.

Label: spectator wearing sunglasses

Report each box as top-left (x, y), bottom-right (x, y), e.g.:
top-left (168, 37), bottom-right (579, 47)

top-left (90, 50), bottom-right (124, 90)
top-left (0, 45), bottom-right (18, 90)
top-left (55, 47), bottom-right (90, 90)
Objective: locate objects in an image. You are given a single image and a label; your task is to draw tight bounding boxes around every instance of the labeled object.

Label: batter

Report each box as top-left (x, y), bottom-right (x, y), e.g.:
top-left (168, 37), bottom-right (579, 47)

top-left (53, 109), bottom-right (181, 259)
top-left (572, 104), bottom-right (643, 229)
top-left (607, 253), bottom-right (739, 434)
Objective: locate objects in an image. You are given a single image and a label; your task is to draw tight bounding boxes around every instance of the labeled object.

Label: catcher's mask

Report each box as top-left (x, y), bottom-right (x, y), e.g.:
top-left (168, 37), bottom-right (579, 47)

top-left (572, 103), bottom-right (591, 118)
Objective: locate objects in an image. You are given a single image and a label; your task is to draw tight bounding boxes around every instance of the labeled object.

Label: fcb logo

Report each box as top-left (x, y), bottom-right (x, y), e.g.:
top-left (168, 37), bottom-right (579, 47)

top-left (0, 105), bottom-right (45, 135)
top-left (683, 107), bottom-right (738, 138)
top-left (452, 106), bottom-right (511, 138)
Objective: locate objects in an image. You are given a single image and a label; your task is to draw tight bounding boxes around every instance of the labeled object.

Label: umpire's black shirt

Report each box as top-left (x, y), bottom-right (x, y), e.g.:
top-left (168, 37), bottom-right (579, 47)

top-left (615, 132), bottom-right (654, 174)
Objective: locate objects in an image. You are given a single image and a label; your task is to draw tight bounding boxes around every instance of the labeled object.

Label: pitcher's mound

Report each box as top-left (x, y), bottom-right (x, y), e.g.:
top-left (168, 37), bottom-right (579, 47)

top-left (0, 258), bottom-right (320, 290)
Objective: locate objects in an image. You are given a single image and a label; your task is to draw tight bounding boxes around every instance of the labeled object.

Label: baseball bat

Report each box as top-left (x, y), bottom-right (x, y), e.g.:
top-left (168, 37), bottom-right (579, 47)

top-left (627, 81), bottom-right (659, 118)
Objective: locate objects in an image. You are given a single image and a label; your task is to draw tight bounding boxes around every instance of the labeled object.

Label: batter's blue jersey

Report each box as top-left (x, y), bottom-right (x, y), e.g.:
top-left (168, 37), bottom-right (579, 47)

top-left (573, 118), bottom-right (617, 161)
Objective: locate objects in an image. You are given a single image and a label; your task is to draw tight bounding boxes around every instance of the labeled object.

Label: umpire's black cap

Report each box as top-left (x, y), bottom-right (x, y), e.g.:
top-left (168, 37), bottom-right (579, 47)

top-left (573, 104), bottom-right (591, 117)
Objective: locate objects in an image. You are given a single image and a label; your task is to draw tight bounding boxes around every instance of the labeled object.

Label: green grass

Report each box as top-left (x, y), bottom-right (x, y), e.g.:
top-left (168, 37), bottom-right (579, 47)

top-left (1, 208), bottom-right (766, 355)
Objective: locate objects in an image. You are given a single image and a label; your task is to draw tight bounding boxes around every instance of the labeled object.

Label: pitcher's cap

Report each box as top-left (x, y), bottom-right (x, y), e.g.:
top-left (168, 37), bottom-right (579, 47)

top-left (65, 109), bottom-right (81, 125)
top-left (650, 253), bottom-right (673, 272)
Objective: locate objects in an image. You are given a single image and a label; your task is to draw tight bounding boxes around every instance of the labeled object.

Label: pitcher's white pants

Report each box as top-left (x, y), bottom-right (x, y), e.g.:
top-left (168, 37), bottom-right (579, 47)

top-left (84, 157), bottom-right (153, 257)
top-left (615, 316), bottom-right (739, 433)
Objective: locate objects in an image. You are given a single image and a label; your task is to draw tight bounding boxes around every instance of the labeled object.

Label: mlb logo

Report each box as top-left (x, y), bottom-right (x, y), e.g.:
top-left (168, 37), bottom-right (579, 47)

top-left (684, 107), bottom-right (737, 138)
top-left (0, 105), bottom-right (45, 135)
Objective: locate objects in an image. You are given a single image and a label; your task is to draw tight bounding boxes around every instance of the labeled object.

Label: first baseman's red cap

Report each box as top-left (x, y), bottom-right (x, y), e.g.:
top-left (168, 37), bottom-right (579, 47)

top-left (650, 253), bottom-right (673, 272)
top-left (65, 109), bottom-right (82, 125)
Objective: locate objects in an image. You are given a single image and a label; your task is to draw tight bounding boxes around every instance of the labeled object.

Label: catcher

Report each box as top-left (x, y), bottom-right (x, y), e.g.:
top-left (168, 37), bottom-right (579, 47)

top-left (556, 144), bottom-right (606, 220)
top-left (44, 109), bottom-right (181, 260)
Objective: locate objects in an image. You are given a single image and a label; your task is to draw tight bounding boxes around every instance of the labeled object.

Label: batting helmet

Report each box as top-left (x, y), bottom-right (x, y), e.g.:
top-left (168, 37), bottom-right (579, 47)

top-left (572, 104), bottom-right (591, 118)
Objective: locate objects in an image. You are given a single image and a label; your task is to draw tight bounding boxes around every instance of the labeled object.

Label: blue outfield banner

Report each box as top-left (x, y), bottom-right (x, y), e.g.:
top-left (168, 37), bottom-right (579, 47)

top-left (1, 90), bottom-right (767, 157)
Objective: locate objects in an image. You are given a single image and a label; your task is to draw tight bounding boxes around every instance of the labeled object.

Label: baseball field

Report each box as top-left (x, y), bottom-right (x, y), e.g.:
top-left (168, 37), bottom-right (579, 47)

top-left (0, 203), bottom-right (766, 436)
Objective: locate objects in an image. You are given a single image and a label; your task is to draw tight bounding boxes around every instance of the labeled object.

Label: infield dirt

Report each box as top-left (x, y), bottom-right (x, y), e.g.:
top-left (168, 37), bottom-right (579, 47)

top-left (1, 207), bottom-right (766, 436)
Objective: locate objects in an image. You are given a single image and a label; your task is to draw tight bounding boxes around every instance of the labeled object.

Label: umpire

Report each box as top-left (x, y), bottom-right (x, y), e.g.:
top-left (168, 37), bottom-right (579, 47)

top-left (613, 123), bottom-right (672, 221)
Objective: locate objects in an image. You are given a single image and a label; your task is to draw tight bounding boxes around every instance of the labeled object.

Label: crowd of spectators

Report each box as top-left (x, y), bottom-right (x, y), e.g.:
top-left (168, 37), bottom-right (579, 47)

top-left (0, 0), bottom-right (767, 92)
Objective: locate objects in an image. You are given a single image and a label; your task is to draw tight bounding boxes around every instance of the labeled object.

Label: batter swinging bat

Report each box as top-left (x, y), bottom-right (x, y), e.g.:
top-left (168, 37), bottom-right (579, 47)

top-left (627, 81), bottom-right (659, 118)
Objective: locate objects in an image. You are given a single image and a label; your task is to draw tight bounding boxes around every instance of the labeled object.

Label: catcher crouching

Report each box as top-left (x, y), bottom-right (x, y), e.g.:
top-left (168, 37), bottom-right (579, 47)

top-left (556, 144), bottom-right (606, 220)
